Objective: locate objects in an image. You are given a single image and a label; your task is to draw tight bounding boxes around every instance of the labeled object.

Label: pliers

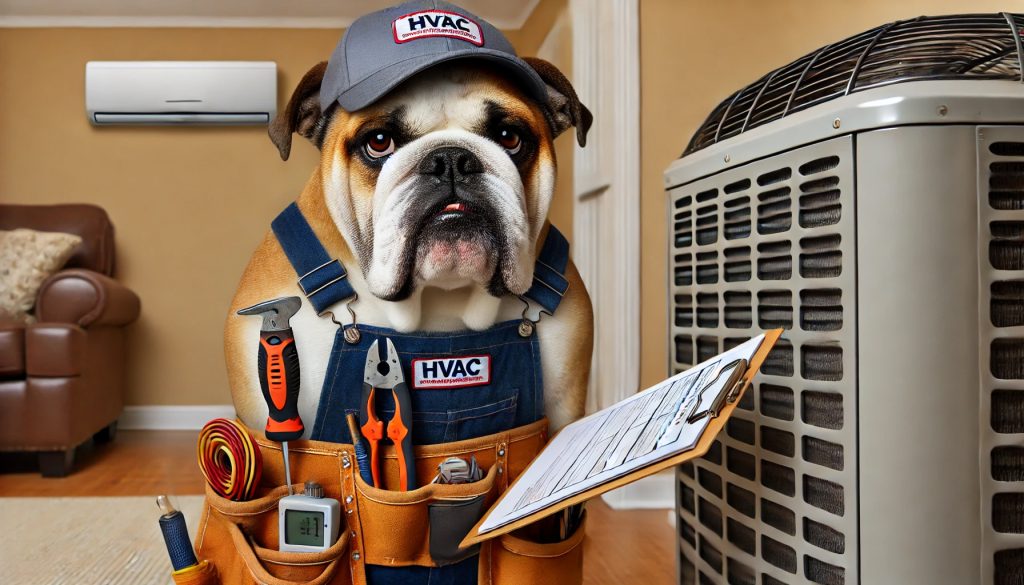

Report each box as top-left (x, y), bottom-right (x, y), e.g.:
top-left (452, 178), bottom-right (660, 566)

top-left (359, 338), bottom-right (417, 491)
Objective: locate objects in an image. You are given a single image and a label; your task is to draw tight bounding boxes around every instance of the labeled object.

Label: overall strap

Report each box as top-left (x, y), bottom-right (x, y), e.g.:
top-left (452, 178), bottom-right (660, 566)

top-left (271, 202), bottom-right (355, 314)
top-left (523, 226), bottom-right (571, 315)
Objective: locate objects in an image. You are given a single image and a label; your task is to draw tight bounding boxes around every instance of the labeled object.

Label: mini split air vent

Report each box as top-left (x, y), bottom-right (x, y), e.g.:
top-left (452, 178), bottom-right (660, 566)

top-left (85, 61), bottom-right (277, 125)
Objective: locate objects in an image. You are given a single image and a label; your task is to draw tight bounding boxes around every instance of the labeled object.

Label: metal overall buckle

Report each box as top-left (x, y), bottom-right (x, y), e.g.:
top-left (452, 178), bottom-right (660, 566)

top-left (323, 293), bottom-right (362, 344)
top-left (517, 295), bottom-right (553, 338)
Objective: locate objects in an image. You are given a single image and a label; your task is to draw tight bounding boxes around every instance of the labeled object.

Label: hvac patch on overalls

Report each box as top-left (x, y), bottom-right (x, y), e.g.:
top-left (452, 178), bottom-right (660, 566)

top-left (412, 355), bottom-right (491, 389)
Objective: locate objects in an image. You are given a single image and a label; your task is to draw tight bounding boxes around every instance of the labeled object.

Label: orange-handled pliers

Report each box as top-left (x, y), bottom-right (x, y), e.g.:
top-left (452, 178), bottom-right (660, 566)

top-left (359, 338), bottom-right (416, 491)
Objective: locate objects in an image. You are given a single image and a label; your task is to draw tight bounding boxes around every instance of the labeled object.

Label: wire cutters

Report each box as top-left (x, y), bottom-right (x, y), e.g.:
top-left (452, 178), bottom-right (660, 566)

top-left (359, 338), bottom-right (417, 491)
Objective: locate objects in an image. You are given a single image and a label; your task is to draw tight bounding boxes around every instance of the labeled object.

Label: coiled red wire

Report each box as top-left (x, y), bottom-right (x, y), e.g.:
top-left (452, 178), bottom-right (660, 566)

top-left (197, 418), bottom-right (262, 501)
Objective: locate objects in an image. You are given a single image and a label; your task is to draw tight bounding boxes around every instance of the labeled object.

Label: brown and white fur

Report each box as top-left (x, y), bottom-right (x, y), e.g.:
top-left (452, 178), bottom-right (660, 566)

top-left (224, 59), bottom-right (594, 439)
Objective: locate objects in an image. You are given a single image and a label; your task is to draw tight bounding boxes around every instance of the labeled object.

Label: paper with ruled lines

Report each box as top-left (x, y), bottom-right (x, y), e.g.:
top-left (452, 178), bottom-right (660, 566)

top-left (477, 334), bottom-right (765, 535)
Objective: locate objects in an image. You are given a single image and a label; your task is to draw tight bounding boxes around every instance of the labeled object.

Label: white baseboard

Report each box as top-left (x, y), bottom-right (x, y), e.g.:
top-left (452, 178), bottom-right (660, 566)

top-left (600, 469), bottom-right (675, 510)
top-left (119, 405), bottom-right (237, 430)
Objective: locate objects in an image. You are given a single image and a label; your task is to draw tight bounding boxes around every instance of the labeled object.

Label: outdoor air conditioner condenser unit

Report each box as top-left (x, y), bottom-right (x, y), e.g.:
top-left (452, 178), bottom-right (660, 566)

top-left (666, 13), bottom-right (1024, 585)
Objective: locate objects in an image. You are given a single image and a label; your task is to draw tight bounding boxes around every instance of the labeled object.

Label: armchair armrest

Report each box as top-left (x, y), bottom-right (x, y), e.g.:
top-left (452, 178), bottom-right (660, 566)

top-left (35, 269), bottom-right (141, 327)
top-left (25, 322), bottom-right (86, 377)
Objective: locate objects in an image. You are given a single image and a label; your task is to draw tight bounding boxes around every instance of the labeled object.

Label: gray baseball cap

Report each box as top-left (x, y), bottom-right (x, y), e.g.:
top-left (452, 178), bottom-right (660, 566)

top-left (320, 0), bottom-right (549, 112)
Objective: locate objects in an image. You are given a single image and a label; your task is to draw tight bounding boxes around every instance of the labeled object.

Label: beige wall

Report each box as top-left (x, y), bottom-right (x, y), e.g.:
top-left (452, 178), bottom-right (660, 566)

top-left (0, 7), bottom-right (570, 406)
top-left (638, 0), bottom-right (1024, 389)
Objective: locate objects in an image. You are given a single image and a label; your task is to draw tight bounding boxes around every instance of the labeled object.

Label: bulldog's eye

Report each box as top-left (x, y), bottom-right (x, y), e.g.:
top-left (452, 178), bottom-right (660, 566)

top-left (496, 127), bottom-right (522, 155)
top-left (364, 132), bottom-right (395, 159)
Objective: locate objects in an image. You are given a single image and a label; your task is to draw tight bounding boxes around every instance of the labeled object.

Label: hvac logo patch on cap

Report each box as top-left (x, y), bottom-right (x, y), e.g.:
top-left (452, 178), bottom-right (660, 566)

top-left (412, 355), bottom-right (491, 389)
top-left (392, 10), bottom-right (484, 46)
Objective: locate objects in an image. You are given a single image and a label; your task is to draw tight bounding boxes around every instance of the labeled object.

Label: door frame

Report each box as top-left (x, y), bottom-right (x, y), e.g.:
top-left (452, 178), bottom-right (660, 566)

top-left (569, 0), bottom-right (670, 509)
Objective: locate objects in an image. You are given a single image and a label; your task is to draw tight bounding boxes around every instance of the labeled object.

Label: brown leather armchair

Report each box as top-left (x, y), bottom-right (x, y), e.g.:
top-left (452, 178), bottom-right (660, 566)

top-left (0, 204), bottom-right (141, 476)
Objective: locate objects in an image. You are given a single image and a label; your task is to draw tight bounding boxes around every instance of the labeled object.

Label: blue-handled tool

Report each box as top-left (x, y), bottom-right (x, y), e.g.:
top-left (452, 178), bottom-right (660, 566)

top-left (156, 495), bottom-right (199, 572)
top-left (346, 413), bottom-right (376, 487)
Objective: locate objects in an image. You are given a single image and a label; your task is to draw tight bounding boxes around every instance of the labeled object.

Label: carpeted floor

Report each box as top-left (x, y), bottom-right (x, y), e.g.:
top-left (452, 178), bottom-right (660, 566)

top-left (0, 496), bottom-right (205, 585)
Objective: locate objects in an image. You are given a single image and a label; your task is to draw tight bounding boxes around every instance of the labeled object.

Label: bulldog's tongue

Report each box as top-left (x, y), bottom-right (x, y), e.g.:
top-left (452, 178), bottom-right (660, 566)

top-left (444, 202), bottom-right (467, 213)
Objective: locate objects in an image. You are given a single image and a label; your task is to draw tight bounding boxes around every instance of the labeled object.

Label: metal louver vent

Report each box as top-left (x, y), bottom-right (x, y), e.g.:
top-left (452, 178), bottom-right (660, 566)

top-left (671, 137), bottom-right (857, 584)
top-left (981, 127), bottom-right (1024, 585)
top-left (684, 13), bottom-right (1024, 155)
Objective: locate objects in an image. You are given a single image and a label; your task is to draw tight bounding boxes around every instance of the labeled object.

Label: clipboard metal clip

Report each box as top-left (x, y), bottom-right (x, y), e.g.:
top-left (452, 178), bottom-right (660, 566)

top-left (686, 359), bottom-right (748, 424)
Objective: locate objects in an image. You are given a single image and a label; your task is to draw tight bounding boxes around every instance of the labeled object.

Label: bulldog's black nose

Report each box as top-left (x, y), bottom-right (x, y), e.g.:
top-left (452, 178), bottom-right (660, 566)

top-left (419, 147), bottom-right (484, 181)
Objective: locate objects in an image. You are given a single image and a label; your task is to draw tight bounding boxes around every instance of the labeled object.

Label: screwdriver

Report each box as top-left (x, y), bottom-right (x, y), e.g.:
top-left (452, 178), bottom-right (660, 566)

top-left (238, 296), bottom-right (305, 495)
top-left (156, 495), bottom-right (199, 572)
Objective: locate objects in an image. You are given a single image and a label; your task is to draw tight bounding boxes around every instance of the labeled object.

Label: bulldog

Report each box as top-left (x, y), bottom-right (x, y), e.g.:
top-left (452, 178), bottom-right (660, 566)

top-left (224, 2), bottom-right (594, 442)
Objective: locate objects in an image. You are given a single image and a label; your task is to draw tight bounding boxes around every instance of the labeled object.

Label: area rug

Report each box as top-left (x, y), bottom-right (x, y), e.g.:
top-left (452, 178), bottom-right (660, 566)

top-left (0, 496), bottom-right (205, 585)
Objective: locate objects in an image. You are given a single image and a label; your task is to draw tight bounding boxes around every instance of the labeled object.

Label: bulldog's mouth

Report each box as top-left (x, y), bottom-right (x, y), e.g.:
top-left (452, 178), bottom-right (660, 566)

top-left (378, 193), bottom-right (510, 301)
top-left (430, 200), bottom-right (472, 222)
top-left (416, 196), bottom-right (500, 255)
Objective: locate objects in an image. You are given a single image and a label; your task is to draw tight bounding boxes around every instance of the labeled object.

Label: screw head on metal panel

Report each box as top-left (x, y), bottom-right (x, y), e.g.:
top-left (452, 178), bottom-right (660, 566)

top-left (937, 105), bottom-right (948, 116)
top-left (832, 118), bottom-right (841, 129)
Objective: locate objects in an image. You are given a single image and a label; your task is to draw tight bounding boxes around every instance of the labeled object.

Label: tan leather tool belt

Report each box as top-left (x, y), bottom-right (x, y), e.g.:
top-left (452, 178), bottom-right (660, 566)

top-left (179, 418), bottom-right (586, 585)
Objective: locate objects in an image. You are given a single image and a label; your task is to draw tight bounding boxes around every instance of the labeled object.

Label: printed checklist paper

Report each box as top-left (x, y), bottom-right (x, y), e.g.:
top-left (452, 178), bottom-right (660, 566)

top-left (470, 333), bottom-right (775, 539)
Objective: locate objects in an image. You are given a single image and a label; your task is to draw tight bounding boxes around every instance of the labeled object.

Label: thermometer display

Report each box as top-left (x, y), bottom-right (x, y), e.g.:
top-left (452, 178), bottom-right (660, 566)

top-left (284, 509), bottom-right (325, 547)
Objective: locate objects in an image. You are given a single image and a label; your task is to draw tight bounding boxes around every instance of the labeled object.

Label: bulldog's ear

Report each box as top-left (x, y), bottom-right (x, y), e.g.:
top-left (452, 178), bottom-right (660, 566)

top-left (269, 61), bottom-right (330, 161)
top-left (522, 57), bottom-right (593, 147)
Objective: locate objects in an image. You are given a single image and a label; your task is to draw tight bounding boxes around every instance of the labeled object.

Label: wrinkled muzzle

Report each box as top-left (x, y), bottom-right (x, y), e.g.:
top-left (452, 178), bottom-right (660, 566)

top-left (363, 129), bottom-right (533, 301)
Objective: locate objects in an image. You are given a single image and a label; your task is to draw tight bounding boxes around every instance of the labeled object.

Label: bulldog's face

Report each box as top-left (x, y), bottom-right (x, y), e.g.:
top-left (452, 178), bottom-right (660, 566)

top-left (326, 66), bottom-right (553, 301)
top-left (270, 59), bottom-right (591, 304)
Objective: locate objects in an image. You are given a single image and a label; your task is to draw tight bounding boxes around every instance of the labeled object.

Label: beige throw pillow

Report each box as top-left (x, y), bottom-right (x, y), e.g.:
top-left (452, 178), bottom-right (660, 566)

top-left (0, 228), bottom-right (82, 322)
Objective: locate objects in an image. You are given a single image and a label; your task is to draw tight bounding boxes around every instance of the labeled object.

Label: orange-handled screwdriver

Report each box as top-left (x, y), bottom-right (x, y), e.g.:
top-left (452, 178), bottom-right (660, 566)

top-left (238, 296), bottom-right (304, 495)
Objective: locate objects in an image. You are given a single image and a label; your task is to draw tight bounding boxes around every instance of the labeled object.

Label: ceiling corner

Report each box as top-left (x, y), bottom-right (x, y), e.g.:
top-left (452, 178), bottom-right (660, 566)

top-left (502, 0), bottom-right (542, 29)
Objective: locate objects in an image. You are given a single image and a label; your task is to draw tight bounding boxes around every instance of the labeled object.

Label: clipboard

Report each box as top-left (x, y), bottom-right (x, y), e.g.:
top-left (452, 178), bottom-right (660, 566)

top-left (459, 329), bottom-right (783, 548)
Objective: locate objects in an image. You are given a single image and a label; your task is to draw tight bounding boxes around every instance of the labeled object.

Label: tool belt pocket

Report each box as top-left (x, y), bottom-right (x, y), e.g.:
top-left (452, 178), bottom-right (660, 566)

top-left (353, 462), bottom-right (500, 567)
top-left (488, 511), bottom-right (587, 585)
top-left (197, 484), bottom-right (352, 585)
top-left (171, 560), bottom-right (219, 585)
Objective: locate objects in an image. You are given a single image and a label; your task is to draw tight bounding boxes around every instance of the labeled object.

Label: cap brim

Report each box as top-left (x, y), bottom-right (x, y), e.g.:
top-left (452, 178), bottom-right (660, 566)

top-left (335, 49), bottom-right (549, 112)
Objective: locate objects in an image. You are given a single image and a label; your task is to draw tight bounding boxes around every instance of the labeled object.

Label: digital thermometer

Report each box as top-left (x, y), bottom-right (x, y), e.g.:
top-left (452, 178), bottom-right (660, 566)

top-left (279, 482), bottom-right (340, 553)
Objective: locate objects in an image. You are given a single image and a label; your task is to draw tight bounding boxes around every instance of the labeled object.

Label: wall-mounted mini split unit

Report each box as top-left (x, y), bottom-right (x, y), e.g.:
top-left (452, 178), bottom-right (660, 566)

top-left (85, 61), bottom-right (277, 125)
top-left (666, 13), bottom-right (1024, 585)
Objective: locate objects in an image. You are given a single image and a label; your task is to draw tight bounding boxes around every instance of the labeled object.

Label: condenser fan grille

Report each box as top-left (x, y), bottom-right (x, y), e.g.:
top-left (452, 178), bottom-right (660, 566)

top-left (671, 137), bottom-right (857, 585)
top-left (684, 13), bottom-right (1024, 155)
top-left (981, 128), bottom-right (1024, 585)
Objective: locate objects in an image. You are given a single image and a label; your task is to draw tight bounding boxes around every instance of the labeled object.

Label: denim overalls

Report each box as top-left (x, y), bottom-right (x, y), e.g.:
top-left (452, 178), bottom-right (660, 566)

top-left (270, 203), bottom-right (570, 585)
